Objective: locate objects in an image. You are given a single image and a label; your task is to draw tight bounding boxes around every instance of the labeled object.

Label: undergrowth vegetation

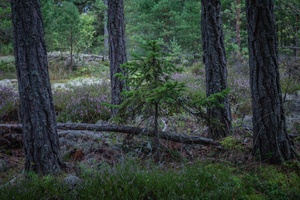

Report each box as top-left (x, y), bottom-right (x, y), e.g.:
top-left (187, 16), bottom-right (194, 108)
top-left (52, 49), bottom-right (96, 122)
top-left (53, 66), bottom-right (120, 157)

top-left (0, 85), bottom-right (19, 122)
top-left (0, 54), bottom-right (299, 199)
top-left (54, 82), bottom-right (111, 123)
top-left (0, 57), bottom-right (16, 80)
top-left (0, 159), bottom-right (299, 200)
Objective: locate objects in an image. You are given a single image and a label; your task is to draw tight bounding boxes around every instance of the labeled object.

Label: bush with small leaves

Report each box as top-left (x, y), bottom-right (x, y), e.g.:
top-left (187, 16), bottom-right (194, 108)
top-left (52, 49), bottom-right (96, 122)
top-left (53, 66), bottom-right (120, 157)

top-left (0, 86), bottom-right (19, 122)
top-left (54, 83), bottom-right (111, 123)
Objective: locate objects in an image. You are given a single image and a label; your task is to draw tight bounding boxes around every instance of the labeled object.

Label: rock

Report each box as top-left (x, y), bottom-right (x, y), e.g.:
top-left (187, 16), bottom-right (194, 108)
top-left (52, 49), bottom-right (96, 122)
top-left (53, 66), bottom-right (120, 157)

top-left (64, 174), bottom-right (82, 189)
top-left (52, 78), bottom-right (104, 91)
top-left (285, 93), bottom-right (300, 114)
top-left (0, 79), bottom-right (11, 87)
top-left (95, 120), bottom-right (110, 126)
top-left (10, 79), bottom-right (18, 84)
top-left (241, 115), bottom-right (252, 128)
top-left (2, 173), bottom-right (26, 188)
top-left (0, 159), bottom-right (8, 172)
top-left (284, 92), bottom-right (300, 134)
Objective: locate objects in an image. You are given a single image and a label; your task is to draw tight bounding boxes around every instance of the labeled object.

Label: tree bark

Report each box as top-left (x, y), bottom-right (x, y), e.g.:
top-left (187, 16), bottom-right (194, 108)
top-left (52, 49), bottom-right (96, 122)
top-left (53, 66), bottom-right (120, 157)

top-left (103, 0), bottom-right (109, 56)
top-left (108, 0), bottom-right (127, 116)
top-left (246, 0), bottom-right (295, 164)
top-left (0, 123), bottom-right (222, 148)
top-left (235, 0), bottom-right (242, 51)
top-left (11, 0), bottom-right (62, 174)
top-left (201, 0), bottom-right (232, 139)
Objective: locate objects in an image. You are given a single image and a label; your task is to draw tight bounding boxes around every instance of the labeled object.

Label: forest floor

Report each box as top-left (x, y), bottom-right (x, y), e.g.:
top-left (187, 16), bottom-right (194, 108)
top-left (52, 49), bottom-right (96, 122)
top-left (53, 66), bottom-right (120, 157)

top-left (0, 123), bottom-right (300, 199)
top-left (0, 54), bottom-right (300, 199)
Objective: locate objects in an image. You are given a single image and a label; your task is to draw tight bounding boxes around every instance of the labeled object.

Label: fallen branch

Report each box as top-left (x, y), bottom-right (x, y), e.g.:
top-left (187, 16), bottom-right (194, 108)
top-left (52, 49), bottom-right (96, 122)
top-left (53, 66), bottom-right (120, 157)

top-left (0, 123), bottom-right (222, 148)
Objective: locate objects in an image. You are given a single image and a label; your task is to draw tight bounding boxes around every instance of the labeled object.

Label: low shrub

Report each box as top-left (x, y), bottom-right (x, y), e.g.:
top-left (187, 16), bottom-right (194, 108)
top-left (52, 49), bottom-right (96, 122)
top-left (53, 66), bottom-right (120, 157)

top-left (0, 58), bottom-right (17, 80)
top-left (57, 95), bottom-right (110, 123)
top-left (0, 86), bottom-right (19, 122)
top-left (0, 60), bottom-right (15, 73)
top-left (54, 82), bottom-right (111, 123)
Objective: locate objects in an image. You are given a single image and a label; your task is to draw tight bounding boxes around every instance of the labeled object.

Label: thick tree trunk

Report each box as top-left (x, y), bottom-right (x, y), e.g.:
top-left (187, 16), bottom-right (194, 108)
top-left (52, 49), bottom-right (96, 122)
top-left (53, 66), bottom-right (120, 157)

top-left (108, 0), bottom-right (127, 116)
top-left (246, 0), bottom-right (295, 164)
top-left (11, 0), bottom-right (62, 174)
top-left (201, 0), bottom-right (232, 139)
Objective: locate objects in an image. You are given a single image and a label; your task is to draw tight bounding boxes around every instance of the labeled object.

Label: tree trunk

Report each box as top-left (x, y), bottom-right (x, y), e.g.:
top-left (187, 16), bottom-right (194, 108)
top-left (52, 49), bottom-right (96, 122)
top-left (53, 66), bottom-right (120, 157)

top-left (246, 0), bottom-right (295, 164)
top-left (11, 0), bottom-right (62, 174)
top-left (70, 25), bottom-right (73, 71)
top-left (235, 0), bottom-right (242, 51)
top-left (201, 0), bottom-right (232, 139)
top-left (103, 0), bottom-right (109, 56)
top-left (108, 0), bottom-right (127, 116)
top-left (295, 16), bottom-right (299, 56)
top-left (0, 123), bottom-right (222, 148)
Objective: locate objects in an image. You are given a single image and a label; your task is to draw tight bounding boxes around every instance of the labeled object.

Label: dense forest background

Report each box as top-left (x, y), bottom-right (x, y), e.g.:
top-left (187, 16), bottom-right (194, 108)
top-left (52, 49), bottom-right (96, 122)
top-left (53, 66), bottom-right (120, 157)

top-left (0, 0), bottom-right (300, 198)
top-left (0, 0), bottom-right (299, 58)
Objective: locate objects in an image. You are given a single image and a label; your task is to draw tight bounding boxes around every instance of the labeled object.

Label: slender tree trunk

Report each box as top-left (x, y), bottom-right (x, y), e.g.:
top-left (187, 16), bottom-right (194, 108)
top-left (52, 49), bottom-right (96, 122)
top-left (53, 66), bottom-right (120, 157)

top-left (246, 0), bottom-right (295, 164)
top-left (11, 0), bottom-right (62, 174)
top-left (201, 0), bottom-right (232, 139)
top-left (235, 0), bottom-right (242, 52)
top-left (108, 0), bottom-right (127, 116)
top-left (154, 102), bottom-right (159, 137)
top-left (70, 26), bottom-right (73, 71)
top-left (103, 0), bottom-right (109, 56)
top-left (295, 17), bottom-right (299, 56)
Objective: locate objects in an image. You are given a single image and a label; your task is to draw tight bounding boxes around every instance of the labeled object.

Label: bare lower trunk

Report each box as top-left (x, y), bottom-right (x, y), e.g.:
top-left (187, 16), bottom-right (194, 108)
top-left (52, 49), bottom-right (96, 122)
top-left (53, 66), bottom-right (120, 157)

top-left (246, 0), bottom-right (295, 164)
top-left (201, 0), bottom-right (232, 139)
top-left (70, 26), bottom-right (73, 71)
top-left (103, 0), bottom-right (109, 56)
top-left (154, 102), bottom-right (159, 137)
top-left (11, 0), bottom-right (62, 174)
top-left (235, 0), bottom-right (241, 51)
top-left (108, 0), bottom-right (127, 116)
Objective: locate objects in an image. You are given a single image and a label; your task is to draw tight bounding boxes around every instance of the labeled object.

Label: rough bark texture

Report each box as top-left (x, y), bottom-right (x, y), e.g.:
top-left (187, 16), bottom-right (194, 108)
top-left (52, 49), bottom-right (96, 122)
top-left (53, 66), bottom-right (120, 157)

top-left (0, 123), bottom-right (222, 148)
top-left (235, 0), bottom-right (241, 50)
top-left (11, 0), bottom-right (62, 174)
top-left (108, 0), bottom-right (127, 116)
top-left (246, 0), bottom-right (295, 163)
top-left (201, 0), bottom-right (232, 139)
top-left (103, 0), bottom-right (109, 56)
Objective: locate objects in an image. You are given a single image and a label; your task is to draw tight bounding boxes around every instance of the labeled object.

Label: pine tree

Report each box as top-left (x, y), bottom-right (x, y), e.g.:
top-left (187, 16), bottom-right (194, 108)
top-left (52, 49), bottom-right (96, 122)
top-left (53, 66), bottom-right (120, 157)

top-left (201, 0), bottom-right (232, 139)
top-left (11, 0), bottom-right (62, 175)
top-left (116, 40), bottom-right (185, 136)
top-left (246, 0), bottom-right (295, 163)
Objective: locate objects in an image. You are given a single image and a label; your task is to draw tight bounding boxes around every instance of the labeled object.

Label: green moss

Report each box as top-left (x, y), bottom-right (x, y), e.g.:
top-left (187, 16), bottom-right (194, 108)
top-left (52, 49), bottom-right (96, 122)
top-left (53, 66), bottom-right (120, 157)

top-left (220, 136), bottom-right (243, 151)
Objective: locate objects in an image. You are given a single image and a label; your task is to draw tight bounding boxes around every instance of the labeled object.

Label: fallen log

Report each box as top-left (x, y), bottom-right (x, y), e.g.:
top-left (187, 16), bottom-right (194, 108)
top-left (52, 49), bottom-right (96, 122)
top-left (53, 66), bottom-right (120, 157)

top-left (0, 123), bottom-right (222, 148)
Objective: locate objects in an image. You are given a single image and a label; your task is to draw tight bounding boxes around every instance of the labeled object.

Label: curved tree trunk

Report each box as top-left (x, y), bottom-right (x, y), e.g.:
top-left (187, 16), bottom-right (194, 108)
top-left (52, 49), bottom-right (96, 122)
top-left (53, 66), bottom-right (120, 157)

top-left (246, 0), bottom-right (295, 164)
top-left (11, 0), bottom-right (62, 174)
top-left (201, 0), bottom-right (232, 139)
top-left (108, 0), bottom-right (127, 116)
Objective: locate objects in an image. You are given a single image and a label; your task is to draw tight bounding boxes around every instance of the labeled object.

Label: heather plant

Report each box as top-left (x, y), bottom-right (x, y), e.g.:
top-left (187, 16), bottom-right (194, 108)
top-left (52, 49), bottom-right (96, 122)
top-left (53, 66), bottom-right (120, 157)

top-left (54, 82), bottom-right (111, 123)
top-left (57, 95), bottom-right (110, 123)
top-left (0, 85), bottom-right (19, 122)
